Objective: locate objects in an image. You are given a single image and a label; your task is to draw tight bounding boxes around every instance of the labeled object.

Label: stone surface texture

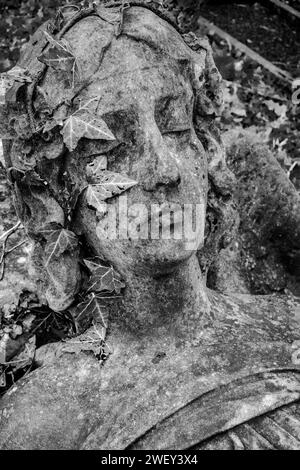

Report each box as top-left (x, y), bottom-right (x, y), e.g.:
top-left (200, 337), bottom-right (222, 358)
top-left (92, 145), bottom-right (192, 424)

top-left (0, 3), bottom-right (300, 450)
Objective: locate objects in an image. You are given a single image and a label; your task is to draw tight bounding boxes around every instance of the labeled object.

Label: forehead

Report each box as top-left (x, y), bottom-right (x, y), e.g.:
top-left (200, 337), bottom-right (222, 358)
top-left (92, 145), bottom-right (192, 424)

top-left (123, 7), bottom-right (198, 62)
top-left (86, 37), bottom-right (195, 116)
top-left (38, 7), bottom-right (204, 114)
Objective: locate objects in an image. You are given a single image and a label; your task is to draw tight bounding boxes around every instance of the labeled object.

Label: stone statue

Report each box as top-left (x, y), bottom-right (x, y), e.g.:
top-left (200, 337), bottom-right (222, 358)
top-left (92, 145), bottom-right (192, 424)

top-left (0, 1), bottom-right (300, 450)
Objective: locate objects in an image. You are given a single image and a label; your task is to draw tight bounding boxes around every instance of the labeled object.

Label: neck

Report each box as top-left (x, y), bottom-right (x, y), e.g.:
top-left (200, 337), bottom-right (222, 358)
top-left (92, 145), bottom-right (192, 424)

top-left (108, 254), bottom-right (211, 336)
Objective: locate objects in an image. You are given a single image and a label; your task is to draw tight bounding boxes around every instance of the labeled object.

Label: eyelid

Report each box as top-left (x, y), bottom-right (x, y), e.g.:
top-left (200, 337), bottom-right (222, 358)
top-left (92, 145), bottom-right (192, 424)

top-left (161, 124), bottom-right (191, 135)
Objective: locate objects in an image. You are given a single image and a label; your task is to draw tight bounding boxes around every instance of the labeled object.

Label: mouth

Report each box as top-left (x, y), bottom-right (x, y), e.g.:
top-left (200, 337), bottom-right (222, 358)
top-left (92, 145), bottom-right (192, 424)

top-left (131, 203), bottom-right (187, 239)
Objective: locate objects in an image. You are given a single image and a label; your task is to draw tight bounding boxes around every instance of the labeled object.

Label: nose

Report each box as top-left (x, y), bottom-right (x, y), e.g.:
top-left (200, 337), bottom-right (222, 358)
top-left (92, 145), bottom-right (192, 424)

top-left (140, 125), bottom-right (181, 192)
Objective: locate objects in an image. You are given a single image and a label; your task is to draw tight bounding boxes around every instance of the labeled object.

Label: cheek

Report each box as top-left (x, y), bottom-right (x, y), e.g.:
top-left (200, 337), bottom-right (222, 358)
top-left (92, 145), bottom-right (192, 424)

top-left (177, 141), bottom-right (208, 202)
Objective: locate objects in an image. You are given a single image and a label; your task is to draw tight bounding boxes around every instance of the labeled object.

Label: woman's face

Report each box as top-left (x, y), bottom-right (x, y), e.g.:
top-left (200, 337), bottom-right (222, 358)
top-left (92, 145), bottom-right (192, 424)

top-left (72, 28), bottom-right (208, 276)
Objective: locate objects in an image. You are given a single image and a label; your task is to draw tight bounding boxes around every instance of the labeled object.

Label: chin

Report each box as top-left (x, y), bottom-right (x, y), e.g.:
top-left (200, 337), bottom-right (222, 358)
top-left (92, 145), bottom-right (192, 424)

top-left (132, 237), bottom-right (200, 274)
top-left (90, 225), bottom-right (203, 275)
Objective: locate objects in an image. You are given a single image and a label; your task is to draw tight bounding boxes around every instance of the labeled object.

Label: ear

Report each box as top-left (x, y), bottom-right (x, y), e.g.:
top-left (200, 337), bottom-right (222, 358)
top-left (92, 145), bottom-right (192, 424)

top-left (183, 32), bottom-right (223, 117)
top-left (197, 45), bottom-right (223, 117)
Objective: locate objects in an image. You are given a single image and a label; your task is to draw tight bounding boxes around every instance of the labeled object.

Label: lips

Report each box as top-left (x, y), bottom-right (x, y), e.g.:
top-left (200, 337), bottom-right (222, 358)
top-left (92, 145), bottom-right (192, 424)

top-left (129, 203), bottom-right (187, 239)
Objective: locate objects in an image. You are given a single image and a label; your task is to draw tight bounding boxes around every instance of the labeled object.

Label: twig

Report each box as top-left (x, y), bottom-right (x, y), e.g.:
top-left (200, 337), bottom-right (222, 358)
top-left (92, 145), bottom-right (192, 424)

top-left (0, 358), bottom-right (33, 366)
top-left (0, 257), bottom-right (5, 281)
top-left (0, 221), bottom-right (23, 281)
top-left (30, 313), bottom-right (53, 336)
top-left (261, 0), bottom-right (300, 22)
top-left (5, 239), bottom-right (27, 255)
top-left (57, 6), bottom-right (96, 39)
top-left (197, 16), bottom-right (293, 88)
top-left (287, 161), bottom-right (300, 179)
top-left (0, 221), bottom-right (21, 244)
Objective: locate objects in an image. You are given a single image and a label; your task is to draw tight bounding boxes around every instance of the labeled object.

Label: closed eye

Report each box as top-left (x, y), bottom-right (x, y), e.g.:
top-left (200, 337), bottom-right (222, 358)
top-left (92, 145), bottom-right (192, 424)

top-left (161, 125), bottom-right (191, 136)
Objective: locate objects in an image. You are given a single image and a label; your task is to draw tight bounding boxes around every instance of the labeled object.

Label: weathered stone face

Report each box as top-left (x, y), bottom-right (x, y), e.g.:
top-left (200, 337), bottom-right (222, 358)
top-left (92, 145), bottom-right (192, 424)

top-left (28, 7), bottom-right (210, 277)
top-left (2, 5), bottom-right (221, 308)
top-left (69, 32), bottom-right (208, 276)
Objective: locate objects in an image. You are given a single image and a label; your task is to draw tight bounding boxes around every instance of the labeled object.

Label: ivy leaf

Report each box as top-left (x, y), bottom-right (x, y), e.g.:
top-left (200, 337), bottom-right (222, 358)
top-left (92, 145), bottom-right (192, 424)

top-left (68, 293), bottom-right (109, 337)
top-left (85, 185), bottom-right (107, 217)
top-left (85, 171), bottom-right (138, 211)
top-left (38, 31), bottom-right (78, 87)
top-left (83, 257), bottom-right (108, 273)
top-left (83, 259), bottom-right (125, 295)
top-left (76, 96), bottom-right (100, 114)
top-left (61, 109), bottom-right (115, 152)
top-left (43, 229), bottom-right (78, 267)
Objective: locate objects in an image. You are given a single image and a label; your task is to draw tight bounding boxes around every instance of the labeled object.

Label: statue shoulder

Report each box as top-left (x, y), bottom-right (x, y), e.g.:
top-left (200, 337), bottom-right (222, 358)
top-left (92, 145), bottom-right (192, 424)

top-left (196, 401), bottom-right (300, 450)
top-left (0, 351), bottom-right (104, 449)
